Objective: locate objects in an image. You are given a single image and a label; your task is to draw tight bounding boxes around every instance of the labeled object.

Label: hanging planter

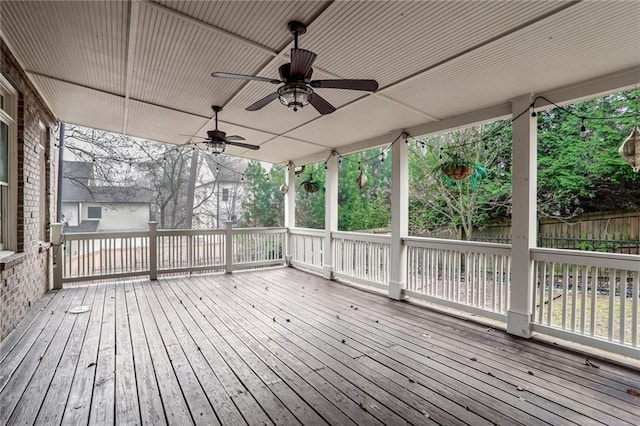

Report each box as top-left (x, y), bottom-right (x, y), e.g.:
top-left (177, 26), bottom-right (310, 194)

top-left (439, 152), bottom-right (475, 180)
top-left (301, 174), bottom-right (320, 193)
top-left (619, 126), bottom-right (640, 172)
top-left (356, 169), bottom-right (368, 189)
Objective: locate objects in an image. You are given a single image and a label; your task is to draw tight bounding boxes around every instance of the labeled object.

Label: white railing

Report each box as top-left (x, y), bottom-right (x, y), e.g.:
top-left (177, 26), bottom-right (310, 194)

top-left (288, 227), bottom-right (324, 272)
top-left (531, 248), bottom-right (639, 357)
top-left (404, 237), bottom-right (512, 321)
top-left (55, 223), bottom-right (286, 285)
top-left (54, 223), bottom-right (640, 358)
top-left (157, 229), bottom-right (226, 274)
top-left (232, 228), bottom-right (286, 270)
top-left (332, 231), bottom-right (391, 289)
top-left (61, 231), bottom-right (151, 282)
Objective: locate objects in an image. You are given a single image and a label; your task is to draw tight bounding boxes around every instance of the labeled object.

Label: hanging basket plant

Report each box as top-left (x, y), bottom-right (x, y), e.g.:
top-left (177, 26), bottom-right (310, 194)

top-left (300, 174), bottom-right (320, 193)
top-left (439, 152), bottom-right (475, 180)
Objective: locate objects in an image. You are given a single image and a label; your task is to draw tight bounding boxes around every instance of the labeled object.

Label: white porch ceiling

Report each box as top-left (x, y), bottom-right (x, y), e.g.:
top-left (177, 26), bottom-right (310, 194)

top-left (1, 0), bottom-right (639, 165)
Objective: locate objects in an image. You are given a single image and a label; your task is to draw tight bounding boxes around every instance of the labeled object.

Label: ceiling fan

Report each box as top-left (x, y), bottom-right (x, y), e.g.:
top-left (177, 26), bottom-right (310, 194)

top-left (211, 21), bottom-right (378, 115)
top-left (182, 106), bottom-right (260, 155)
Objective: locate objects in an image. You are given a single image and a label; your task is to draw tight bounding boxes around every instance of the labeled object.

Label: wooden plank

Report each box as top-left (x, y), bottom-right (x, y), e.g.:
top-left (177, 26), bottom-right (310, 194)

top-left (158, 278), bottom-right (272, 426)
top-left (60, 284), bottom-right (107, 425)
top-left (150, 279), bottom-right (247, 426)
top-left (132, 280), bottom-right (194, 425)
top-left (258, 269), bottom-right (637, 424)
top-left (115, 282), bottom-right (141, 424)
top-left (157, 279), bottom-right (302, 426)
top-left (6, 286), bottom-right (93, 425)
top-left (148, 282), bottom-right (269, 426)
top-left (140, 280), bottom-right (220, 424)
top-left (33, 285), bottom-right (99, 425)
top-left (0, 287), bottom-right (83, 424)
top-left (222, 273), bottom-right (516, 426)
top-left (123, 280), bottom-right (166, 425)
top-left (179, 276), bottom-right (367, 426)
top-left (0, 289), bottom-right (71, 390)
top-left (89, 284), bottom-right (116, 425)
top-left (273, 268), bottom-right (639, 389)
top-left (192, 274), bottom-right (463, 425)
top-left (165, 280), bottom-right (324, 426)
top-left (0, 289), bottom-right (59, 363)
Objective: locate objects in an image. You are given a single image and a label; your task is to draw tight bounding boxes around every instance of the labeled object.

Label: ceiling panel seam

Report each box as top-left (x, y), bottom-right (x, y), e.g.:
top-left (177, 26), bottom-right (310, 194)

top-left (215, 0), bottom-right (335, 112)
top-left (162, 0), bottom-right (335, 144)
top-left (25, 69), bottom-right (333, 150)
top-left (144, 0), bottom-right (279, 57)
top-left (123, 0), bottom-right (141, 135)
top-left (376, 0), bottom-right (582, 98)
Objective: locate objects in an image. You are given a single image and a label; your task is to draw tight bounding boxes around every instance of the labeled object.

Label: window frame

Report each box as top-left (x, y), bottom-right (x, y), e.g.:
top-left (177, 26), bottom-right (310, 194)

top-left (0, 74), bottom-right (18, 254)
top-left (87, 206), bottom-right (102, 219)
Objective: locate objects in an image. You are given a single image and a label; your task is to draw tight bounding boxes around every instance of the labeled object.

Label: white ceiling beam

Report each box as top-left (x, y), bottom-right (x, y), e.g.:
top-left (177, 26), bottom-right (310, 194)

top-left (123, 0), bottom-right (141, 135)
top-left (288, 66), bottom-right (640, 166)
top-left (534, 66), bottom-right (640, 111)
top-left (278, 0), bottom-right (582, 143)
top-left (143, 0), bottom-right (279, 58)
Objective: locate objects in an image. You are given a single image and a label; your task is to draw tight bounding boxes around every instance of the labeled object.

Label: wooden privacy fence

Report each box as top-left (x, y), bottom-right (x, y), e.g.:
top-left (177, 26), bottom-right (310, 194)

top-left (473, 211), bottom-right (640, 254)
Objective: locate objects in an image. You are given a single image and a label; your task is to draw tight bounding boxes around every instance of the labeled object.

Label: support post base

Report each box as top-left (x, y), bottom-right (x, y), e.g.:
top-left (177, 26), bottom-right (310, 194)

top-left (388, 281), bottom-right (405, 300)
top-left (323, 266), bottom-right (334, 280)
top-left (507, 310), bottom-right (533, 338)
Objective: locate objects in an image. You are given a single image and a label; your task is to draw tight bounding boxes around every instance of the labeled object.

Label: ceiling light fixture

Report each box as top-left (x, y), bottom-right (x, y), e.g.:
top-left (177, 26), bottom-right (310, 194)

top-left (207, 141), bottom-right (226, 155)
top-left (278, 83), bottom-right (313, 112)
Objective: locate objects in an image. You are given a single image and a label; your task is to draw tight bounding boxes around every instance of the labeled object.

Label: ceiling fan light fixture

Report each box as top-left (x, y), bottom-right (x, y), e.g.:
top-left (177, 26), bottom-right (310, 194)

top-left (207, 141), bottom-right (226, 155)
top-left (278, 83), bottom-right (313, 111)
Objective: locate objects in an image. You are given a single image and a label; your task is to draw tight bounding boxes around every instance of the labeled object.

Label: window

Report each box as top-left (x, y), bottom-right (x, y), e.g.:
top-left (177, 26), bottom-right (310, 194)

top-left (0, 75), bottom-right (17, 253)
top-left (222, 188), bottom-right (229, 201)
top-left (87, 206), bottom-right (102, 219)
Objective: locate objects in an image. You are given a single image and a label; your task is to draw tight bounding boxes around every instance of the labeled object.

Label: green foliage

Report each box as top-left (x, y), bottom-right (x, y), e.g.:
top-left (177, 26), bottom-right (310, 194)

top-left (238, 161), bottom-right (285, 227)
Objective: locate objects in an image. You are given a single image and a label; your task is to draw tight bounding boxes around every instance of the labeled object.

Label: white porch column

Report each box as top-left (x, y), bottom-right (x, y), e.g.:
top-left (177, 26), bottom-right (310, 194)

top-left (284, 161), bottom-right (296, 228)
top-left (323, 154), bottom-right (338, 279)
top-left (284, 162), bottom-right (296, 265)
top-left (508, 94), bottom-right (537, 338)
top-left (389, 135), bottom-right (409, 300)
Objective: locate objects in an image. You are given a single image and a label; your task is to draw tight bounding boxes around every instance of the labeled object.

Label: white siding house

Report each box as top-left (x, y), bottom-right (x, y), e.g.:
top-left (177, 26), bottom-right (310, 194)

top-left (62, 161), bottom-right (155, 232)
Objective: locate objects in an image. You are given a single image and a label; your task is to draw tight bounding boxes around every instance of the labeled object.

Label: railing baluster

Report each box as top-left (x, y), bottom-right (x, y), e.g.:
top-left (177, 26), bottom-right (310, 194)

top-left (608, 269), bottom-right (616, 341)
top-left (620, 270), bottom-right (627, 345)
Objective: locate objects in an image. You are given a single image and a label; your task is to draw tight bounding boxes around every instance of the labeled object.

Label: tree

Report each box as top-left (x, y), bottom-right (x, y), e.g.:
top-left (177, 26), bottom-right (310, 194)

top-left (239, 161), bottom-right (285, 227)
top-left (409, 123), bottom-right (512, 239)
top-left (63, 124), bottom-right (246, 229)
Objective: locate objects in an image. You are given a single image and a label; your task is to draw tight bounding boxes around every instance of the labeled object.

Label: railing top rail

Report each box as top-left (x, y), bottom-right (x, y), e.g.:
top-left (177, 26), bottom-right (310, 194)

top-left (62, 230), bottom-right (149, 240)
top-left (233, 227), bottom-right (287, 234)
top-left (531, 247), bottom-right (640, 270)
top-left (332, 231), bottom-right (391, 244)
top-left (403, 236), bottom-right (511, 255)
top-left (157, 229), bottom-right (226, 236)
top-left (289, 227), bottom-right (325, 237)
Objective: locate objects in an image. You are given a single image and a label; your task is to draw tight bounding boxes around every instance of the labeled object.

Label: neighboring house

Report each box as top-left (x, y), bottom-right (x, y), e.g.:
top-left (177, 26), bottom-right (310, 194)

top-left (194, 162), bottom-right (245, 229)
top-left (62, 161), bottom-right (155, 233)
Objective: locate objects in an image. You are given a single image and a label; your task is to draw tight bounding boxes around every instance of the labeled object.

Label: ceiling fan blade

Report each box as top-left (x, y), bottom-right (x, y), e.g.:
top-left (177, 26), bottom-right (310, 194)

top-left (212, 72), bottom-right (281, 84)
top-left (310, 79), bottom-right (378, 92)
top-left (225, 141), bottom-right (260, 150)
top-left (309, 93), bottom-right (336, 115)
top-left (224, 135), bottom-right (246, 141)
top-left (290, 48), bottom-right (317, 76)
top-left (246, 92), bottom-right (280, 111)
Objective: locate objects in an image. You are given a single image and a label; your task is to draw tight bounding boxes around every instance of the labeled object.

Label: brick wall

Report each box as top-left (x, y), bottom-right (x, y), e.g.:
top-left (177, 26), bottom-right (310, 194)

top-left (0, 38), bottom-right (58, 341)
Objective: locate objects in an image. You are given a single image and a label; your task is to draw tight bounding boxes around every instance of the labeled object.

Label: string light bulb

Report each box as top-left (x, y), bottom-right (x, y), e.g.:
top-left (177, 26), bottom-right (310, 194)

top-left (580, 119), bottom-right (587, 138)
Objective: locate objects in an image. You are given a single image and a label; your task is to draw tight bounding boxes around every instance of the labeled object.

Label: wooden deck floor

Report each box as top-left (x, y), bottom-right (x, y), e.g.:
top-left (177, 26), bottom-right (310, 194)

top-left (1, 268), bottom-right (639, 425)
